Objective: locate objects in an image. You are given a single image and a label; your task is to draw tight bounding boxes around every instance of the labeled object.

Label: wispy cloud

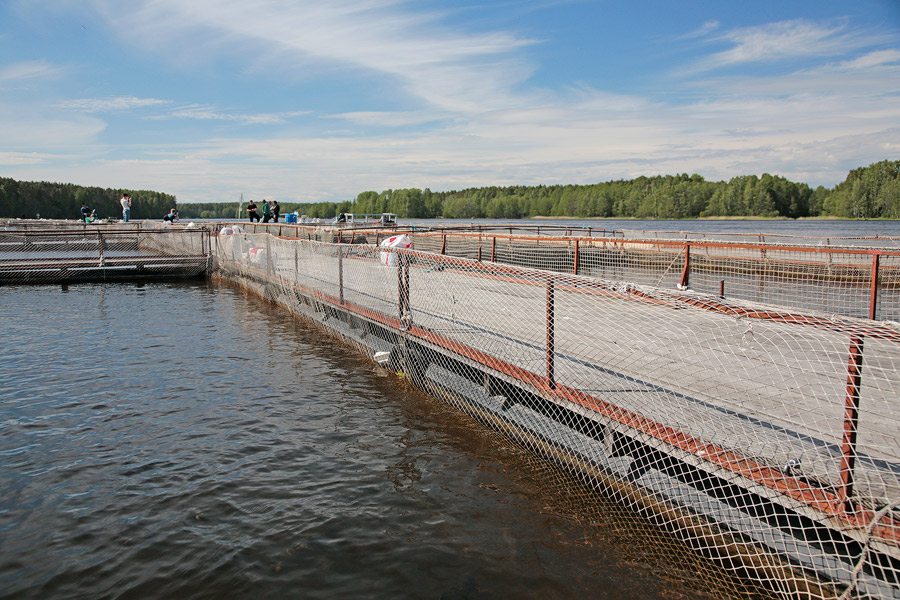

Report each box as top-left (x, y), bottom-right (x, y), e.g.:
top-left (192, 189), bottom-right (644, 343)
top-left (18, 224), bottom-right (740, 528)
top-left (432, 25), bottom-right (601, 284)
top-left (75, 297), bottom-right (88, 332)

top-left (3, 2), bottom-right (898, 201)
top-left (681, 19), bottom-right (879, 75)
top-left (59, 96), bottom-right (171, 112)
top-left (92, 0), bottom-right (537, 114)
top-left (0, 151), bottom-right (58, 166)
top-left (837, 49), bottom-right (900, 70)
top-left (163, 105), bottom-right (311, 125)
top-left (0, 59), bottom-right (62, 81)
top-left (680, 20), bottom-right (720, 40)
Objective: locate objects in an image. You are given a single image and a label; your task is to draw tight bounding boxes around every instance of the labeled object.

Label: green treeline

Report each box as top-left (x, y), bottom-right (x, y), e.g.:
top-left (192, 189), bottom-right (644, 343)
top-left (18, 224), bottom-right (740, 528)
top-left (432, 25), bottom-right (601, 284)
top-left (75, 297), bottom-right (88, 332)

top-left (3, 159), bottom-right (898, 221)
top-left (0, 177), bottom-right (176, 220)
top-left (181, 159), bottom-right (899, 221)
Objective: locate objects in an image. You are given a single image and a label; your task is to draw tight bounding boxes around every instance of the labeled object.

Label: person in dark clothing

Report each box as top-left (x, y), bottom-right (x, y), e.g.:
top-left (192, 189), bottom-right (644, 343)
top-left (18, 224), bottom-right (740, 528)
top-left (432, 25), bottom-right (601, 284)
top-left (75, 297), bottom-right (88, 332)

top-left (262, 199), bottom-right (272, 223)
top-left (247, 200), bottom-right (260, 222)
top-left (80, 203), bottom-right (91, 222)
top-left (272, 201), bottom-right (281, 223)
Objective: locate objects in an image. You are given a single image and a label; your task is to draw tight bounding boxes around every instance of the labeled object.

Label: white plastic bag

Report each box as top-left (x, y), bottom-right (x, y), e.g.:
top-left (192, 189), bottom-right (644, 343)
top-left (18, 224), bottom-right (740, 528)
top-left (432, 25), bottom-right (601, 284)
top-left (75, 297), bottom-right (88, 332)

top-left (379, 234), bottom-right (411, 267)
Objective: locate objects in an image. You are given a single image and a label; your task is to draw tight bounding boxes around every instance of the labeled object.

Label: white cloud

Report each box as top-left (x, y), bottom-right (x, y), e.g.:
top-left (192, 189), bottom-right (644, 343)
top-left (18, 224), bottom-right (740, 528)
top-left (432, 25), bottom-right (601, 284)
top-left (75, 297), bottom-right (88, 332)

top-left (0, 101), bottom-right (107, 149)
top-left (682, 19), bottom-right (884, 75)
top-left (0, 60), bottom-right (62, 81)
top-left (4, 2), bottom-right (898, 200)
top-left (836, 49), bottom-right (900, 70)
top-left (59, 96), bottom-right (171, 112)
top-left (163, 105), bottom-right (310, 125)
top-left (88, 0), bottom-right (537, 114)
top-left (681, 20), bottom-right (720, 40)
top-left (0, 151), bottom-right (58, 166)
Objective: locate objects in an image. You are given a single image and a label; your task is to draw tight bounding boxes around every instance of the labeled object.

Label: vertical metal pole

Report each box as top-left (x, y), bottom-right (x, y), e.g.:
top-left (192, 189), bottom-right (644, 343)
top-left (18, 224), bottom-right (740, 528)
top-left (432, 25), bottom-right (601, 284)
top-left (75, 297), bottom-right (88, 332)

top-left (440, 234), bottom-right (446, 255)
top-left (398, 252), bottom-right (410, 327)
top-left (266, 235), bottom-right (272, 277)
top-left (478, 244), bottom-right (482, 262)
top-left (869, 253), bottom-right (880, 320)
top-left (546, 278), bottom-right (555, 389)
top-left (838, 335), bottom-right (864, 512)
top-left (491, 236), bottom-right (496, 262)
top-left (573, 239), bottom-right (579, 275)
top-left (338, 246), bottom-right (344, 306)
top-left (679, 243), bottom-right (691, 289)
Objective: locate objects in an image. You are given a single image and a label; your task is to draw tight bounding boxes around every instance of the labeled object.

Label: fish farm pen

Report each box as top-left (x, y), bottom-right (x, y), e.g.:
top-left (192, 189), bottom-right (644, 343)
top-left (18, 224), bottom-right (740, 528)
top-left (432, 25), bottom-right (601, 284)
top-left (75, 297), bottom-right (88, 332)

top-left (5, 218), bottom-right (900, 599)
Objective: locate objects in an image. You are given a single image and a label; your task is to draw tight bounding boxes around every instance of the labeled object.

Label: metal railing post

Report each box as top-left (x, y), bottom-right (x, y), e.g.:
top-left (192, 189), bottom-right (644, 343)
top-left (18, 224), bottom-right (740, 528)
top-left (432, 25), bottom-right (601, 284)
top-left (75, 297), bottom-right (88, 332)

top-left (573, 239), bottom-right (579, 275)
top-left (869, 253), bottom-right (881, 320)
top-left (546, 278), bottom-right (555, 389)
top-left (838, 335), bottom-right (864, 513)
top-left (398, 252), bottom-right (410, 328)
top-left (338, 246), bottom-right (344, 306)
top-left (679, 243), bottom-right (691, 289)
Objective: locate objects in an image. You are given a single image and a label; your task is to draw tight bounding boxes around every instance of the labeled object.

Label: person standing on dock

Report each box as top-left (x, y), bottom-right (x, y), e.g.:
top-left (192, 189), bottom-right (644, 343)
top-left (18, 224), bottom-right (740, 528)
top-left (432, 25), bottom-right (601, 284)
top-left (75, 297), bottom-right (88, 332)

top-left (262, 199), bottom-right (272, 223)
top-left (80, 203), bottom-right (91, 222)
top-left (247, 200), bottom-right (259, 222)
top-left (120, 193), bottom-right (131, 223)
top-left (272, 200), bottom-right (280, 222)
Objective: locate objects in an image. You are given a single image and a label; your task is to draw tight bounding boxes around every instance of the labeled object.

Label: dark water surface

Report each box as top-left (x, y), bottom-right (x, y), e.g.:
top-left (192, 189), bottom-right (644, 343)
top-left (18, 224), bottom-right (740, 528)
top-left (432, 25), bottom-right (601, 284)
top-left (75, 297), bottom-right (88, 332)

top-left (1, 281), bottom-right (735, 599)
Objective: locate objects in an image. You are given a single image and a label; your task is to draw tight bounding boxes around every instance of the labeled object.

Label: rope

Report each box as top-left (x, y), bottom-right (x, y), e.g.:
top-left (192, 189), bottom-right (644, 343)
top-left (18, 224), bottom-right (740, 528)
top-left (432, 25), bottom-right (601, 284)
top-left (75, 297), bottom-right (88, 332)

top-left (837, 500), bottom-right (900, 600)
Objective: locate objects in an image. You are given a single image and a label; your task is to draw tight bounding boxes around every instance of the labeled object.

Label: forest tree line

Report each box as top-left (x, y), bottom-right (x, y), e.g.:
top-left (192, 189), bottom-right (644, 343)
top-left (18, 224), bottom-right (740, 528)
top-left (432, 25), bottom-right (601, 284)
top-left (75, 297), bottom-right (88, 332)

top-left (0, 178), bottom-right (176, 220)
top-left (3, 159), bottom-right (898, 221)
top-left (181, 160), bottom-right (900, 221)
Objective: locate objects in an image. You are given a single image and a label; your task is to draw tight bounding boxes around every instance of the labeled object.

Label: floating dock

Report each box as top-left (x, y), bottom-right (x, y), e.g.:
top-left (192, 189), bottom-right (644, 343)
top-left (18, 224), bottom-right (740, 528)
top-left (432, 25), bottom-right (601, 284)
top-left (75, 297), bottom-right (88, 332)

top-left (7, 217), bottom-right (900, 598)
top-left (214, 223), bottom-right (900, 600)
top-left (0, 224), bottom-right (213, 284)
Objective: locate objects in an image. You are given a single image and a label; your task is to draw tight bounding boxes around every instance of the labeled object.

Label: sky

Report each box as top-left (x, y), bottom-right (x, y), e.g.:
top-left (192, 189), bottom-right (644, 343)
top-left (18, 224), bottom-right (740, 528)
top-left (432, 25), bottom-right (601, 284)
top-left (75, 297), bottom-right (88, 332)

top-left (1, 0), bottom-right (899, 205)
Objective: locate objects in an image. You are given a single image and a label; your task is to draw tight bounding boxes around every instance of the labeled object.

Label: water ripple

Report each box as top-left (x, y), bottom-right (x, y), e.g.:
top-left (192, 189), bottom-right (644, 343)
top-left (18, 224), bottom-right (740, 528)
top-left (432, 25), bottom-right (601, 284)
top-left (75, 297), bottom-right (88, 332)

top-left (0, 281), bottom-right (734, 600)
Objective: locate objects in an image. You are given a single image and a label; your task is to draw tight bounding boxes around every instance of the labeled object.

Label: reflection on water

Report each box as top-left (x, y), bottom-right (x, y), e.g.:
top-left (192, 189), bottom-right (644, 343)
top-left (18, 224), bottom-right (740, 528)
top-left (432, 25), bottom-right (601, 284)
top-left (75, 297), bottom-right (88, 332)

top-left (0, 281), bottom-right (759, 599)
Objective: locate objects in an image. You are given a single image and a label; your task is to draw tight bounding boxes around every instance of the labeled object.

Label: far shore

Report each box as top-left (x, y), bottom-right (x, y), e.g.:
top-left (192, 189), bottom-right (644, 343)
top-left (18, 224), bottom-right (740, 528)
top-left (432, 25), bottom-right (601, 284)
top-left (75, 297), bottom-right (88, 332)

top-left (527, 215), bottom-right (879, 221)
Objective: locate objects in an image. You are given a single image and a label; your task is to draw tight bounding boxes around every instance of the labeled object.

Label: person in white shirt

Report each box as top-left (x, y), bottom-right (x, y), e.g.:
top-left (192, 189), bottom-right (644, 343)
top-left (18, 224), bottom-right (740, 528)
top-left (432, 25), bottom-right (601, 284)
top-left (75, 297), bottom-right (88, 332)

top-left (120, 193), bottom-right (132, 223)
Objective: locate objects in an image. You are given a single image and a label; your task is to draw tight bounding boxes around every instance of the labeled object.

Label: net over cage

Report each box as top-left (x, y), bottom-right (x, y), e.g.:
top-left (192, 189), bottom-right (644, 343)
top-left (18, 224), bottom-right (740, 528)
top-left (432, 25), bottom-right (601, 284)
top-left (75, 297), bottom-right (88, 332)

top-left (208, 224), bottom-right (900, 600)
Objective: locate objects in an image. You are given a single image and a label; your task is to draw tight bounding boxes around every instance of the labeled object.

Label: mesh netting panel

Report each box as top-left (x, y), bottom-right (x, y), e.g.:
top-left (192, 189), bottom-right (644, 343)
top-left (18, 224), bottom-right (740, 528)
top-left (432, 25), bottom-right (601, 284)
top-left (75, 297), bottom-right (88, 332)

top-left (0, 222), bottom-right (211, 284)
top-left (213, 226), bottom-right (900, 600)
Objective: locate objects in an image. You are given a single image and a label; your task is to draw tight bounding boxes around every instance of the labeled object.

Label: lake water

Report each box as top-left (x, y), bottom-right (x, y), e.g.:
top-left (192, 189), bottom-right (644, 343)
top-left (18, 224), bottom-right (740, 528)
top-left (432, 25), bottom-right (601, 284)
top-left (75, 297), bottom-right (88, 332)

top-left (409, 218), bottom-right (900, 239)
top-left (0, 280), bottom-right (755, 599)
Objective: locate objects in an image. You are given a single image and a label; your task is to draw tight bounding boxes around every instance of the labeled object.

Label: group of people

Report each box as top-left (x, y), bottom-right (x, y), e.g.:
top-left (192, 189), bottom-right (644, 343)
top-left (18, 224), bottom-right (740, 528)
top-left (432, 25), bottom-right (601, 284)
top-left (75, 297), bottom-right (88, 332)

top-left (79, 195), bottom-right (130, 223)
top-left (246, 199), bottom-right (280, 223)
top-left (78, 194), bottom-right (182, 224)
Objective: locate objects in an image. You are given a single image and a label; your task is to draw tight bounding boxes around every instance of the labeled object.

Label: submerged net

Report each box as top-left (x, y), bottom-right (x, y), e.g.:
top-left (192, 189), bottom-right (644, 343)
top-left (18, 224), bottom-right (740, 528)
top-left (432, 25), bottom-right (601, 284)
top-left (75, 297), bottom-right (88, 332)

top-left (216, 224), bottom-right (900, 599)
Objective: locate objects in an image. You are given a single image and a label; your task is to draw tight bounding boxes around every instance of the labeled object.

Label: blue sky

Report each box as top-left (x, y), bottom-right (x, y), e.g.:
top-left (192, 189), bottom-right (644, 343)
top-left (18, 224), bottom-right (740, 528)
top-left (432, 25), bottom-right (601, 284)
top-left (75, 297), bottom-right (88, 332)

top-left (1, 0), bottom-right (899, 205)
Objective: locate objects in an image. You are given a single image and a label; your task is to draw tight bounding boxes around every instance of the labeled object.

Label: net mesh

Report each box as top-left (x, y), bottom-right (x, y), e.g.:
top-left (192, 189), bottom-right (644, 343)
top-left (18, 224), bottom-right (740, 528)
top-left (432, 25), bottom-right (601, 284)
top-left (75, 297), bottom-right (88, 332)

top-left (0, 221), bottom-right (212, 284)
top-left (215, 223), bottom-right (900, 600)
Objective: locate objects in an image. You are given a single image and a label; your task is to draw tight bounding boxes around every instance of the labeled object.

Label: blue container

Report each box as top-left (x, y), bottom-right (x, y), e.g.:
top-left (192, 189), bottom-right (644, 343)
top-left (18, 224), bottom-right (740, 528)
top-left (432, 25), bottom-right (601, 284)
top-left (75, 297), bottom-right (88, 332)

top-left (285, 213), bottom-right (297, 223)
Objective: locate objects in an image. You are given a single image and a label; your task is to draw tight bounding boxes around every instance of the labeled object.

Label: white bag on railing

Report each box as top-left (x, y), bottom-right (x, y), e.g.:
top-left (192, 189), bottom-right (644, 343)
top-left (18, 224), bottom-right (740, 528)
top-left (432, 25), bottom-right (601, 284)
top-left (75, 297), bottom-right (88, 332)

top-left (379, 234), bottom-right (411, 267)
